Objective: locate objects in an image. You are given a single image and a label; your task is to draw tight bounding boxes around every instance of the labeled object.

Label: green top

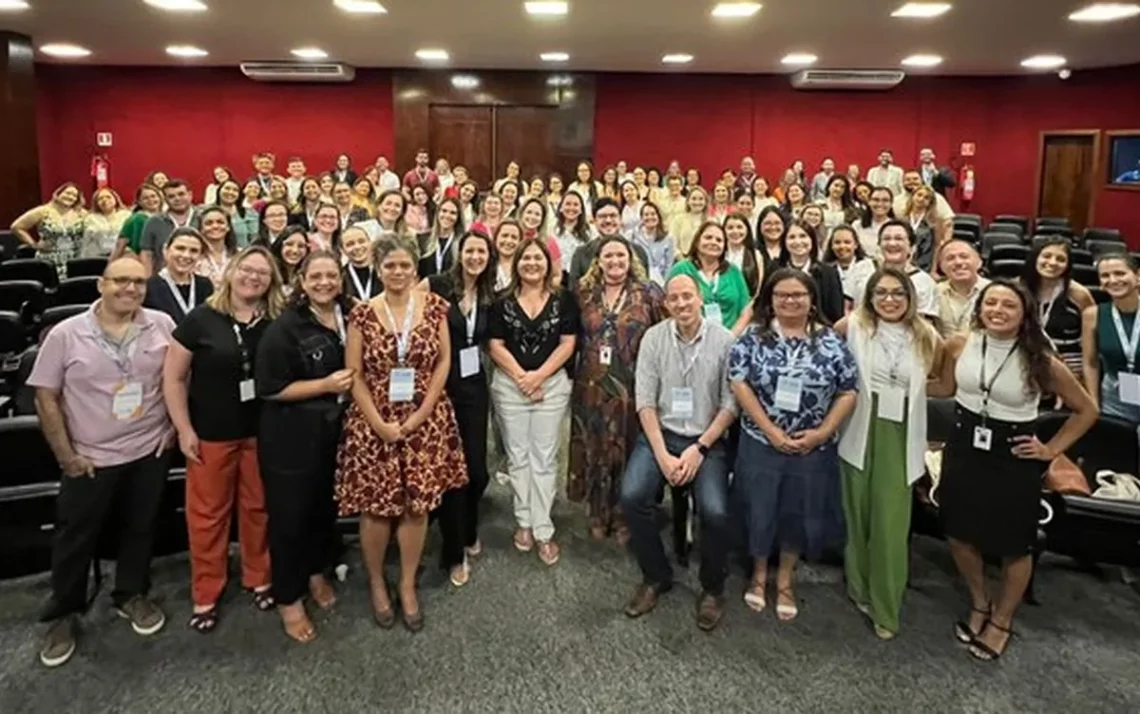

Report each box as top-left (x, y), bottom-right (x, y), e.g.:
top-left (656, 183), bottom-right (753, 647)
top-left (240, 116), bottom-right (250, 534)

top-left (119, 211), bottom-right (152, 254)
top-left (1097, 302), bottom-right (1139, 377)
top-left (667, 259), bottom-right (750, 329)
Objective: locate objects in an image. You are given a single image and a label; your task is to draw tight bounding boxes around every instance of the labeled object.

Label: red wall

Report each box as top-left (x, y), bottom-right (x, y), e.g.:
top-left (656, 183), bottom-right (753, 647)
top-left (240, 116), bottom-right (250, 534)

top-left (35, 66), bottom-right (393, 201)
top-left (595, 66), bottom-right (1140, 243)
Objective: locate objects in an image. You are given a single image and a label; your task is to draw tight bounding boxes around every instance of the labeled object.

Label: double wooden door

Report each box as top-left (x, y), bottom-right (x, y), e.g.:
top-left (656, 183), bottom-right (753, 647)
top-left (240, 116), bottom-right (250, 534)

top-left (428, 105), bottom-right (557, 190)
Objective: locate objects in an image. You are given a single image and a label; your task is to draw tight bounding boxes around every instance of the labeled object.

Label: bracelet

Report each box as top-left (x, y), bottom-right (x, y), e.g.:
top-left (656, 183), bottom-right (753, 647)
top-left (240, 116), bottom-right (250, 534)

top-left (697, 442), bottom-right (710, 457)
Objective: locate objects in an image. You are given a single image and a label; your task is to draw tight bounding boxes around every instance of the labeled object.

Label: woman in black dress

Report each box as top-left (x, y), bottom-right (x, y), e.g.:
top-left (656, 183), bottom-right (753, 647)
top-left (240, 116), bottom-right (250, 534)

top-left (931, 280), bottom-right (1096, 661)
top-left (1020, 237), bottom-right (1095, 383)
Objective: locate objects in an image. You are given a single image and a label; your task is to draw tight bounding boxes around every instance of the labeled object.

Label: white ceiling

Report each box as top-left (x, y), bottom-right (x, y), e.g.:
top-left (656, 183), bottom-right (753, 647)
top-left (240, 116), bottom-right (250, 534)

top-left (4, 0), bottom-right (1140, 74)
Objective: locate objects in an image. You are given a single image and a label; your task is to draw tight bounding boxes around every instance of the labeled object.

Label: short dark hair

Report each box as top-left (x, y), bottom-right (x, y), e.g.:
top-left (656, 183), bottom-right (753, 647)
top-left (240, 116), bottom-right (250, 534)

top-left (163, 179), bottom-right (190, 193)
top-left (593, 197), bottom-right (620, 217)
top-left (878, 219), bottom-right (915, 244)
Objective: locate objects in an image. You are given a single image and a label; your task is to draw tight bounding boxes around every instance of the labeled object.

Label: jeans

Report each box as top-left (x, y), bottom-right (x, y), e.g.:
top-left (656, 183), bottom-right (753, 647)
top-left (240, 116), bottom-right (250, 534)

top-left (620, 432), bottom-right (731, 596)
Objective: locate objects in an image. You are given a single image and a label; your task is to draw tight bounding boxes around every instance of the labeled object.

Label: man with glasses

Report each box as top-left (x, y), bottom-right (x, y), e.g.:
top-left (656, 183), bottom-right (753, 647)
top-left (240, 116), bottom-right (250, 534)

top-left (567, 198), bottom-right (652, 287)
top-left (140, 179), bottom-right (199, 276)
top-left (29, 256), bottom-right (177, 667)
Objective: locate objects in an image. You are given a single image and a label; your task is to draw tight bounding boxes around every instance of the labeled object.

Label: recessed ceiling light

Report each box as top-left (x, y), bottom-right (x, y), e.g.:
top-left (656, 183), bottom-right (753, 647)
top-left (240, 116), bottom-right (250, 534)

top-left (525, 1), bottom-right (568, 15)
top-left (711, 2), bottom-right (762, 17)
top-left (39, 43), bottom-right (92, 58)
top-left (0, 1), bottom-right (31, 11)
top-left (781, 53), bottom-right (818, 66)
top-left (143, 0), bottom-right (208, 11)
top-left (334, 0), bottom-right (387, 13)
top-left (901, 53), bottom-right (943, 67)
top-left (891, 2), bottom-right (952, 18)
top-left (166, 45), bottom-right (209, 58)
top-left (662, 53), bottom-right (694, 64)
top-left (1021, 54), bottom-right (1067, 69)
top-left (415, 48), bottom-right (450, 62)
top-left (1069, 3), bottom-right (1140, 22)
top-left (451, 75), bottom-right (480, 90)
top-left (291, 47), bottom-right (329, 60)
top-left (540, 52), bottom-right (570, 62)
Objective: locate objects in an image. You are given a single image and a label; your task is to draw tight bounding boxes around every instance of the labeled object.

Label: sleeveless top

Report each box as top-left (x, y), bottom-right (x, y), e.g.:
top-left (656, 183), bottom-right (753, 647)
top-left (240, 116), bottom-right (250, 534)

top-left (1040, 285), bottom-right (1083, 377)
top-left (955, 332), bottom-right (1039, 423)
top-left (1096, 302), bottom-right (1139, 378)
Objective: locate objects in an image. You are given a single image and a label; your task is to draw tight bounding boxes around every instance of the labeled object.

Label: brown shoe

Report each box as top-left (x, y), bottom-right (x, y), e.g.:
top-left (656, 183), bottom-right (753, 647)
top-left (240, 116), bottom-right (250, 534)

top-left (696, 592), bottom-right (724, 631)
top-left (624, 583), bottom-right (665, 618)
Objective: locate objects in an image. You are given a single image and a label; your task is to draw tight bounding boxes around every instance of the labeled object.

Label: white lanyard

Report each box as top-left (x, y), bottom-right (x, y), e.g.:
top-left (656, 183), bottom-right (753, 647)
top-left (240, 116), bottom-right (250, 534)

top-left (1038, 284), bottom-right (1062, 324)
top-left (90, 317), bottom-right (139, 378)
top-left (463, 296), bottom-right (478, 345)
top-left (232, 321), bottom-right (254, 378)
top-left (436, 235), bottom-right (455, 274)
top-left (877, 332), bottom-right (908, 386)
top-left (774, 322), bottom-right (810, 375)
top-left (671, 320), bottom-right (706, 382)
top-left (340, 211), bottom-right (351, 230)
top-left (383, 295), bottom-right (416, 364)
top-left (170, 209), bottom-right (193, 229)
top-left (698, 269), bottom-right (719, 293)
top-left (160, 268), bottom-right (196, 316)
top-left (333, 303), bottom-right (346, 343)
top-left (1112, 305), bottom-right (1140, 372)
top-left (349, 265), bottom-right (373, 298)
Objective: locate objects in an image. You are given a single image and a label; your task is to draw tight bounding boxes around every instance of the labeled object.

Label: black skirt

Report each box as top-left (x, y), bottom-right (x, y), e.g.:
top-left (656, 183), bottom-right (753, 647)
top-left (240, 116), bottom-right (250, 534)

top-left (939, 405), bottom-right (1046, 557)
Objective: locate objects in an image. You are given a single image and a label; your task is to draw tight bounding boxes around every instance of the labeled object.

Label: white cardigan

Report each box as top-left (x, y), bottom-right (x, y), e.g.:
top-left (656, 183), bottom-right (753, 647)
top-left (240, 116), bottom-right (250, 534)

top-left (838, 317), bottom-right (929, 486)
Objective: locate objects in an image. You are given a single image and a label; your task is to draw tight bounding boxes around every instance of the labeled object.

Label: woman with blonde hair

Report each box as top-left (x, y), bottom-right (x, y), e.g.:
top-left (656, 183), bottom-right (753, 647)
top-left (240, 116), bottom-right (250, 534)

top-left (668, 185), bottom-right (709, 256)
top-left (10, 182), bottom-right (87, 277)
top-left (164, 245), bottom-right (286, 633)
top-left (904, 185), bottom-right (948, 272)
top-left (80, 187), bottom-right (131, 258)
top-left (113, 183), bottom-right (164, 259)
top-left (352, 178), bottom-right (378, 219)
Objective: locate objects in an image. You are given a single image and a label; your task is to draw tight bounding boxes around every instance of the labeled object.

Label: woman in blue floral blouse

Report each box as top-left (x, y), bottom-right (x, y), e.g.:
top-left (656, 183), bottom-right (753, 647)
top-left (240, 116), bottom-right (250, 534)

top-left (729, 267), bottom-right (858, 622)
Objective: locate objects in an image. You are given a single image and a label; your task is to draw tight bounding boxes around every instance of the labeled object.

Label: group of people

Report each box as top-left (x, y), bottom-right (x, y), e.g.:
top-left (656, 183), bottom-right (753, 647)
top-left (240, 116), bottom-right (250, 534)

top-left (14, 148), bottom-right (1132, 674)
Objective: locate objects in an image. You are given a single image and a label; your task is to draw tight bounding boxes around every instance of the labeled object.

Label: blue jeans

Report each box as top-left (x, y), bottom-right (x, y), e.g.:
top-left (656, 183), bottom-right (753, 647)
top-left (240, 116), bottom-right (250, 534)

top-left (620, 432), bottom-right (731, 595)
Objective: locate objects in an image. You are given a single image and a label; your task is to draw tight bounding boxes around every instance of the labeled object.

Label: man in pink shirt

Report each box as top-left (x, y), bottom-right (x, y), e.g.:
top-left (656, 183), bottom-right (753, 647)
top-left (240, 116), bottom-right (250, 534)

top-left (28, 256), bottom-right (177, 668)
top-left (402, 148), bottom-right (439, 199)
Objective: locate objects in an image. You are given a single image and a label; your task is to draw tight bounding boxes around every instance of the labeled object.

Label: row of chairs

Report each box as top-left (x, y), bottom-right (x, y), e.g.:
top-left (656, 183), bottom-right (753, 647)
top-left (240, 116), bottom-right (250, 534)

top-left (0, 256), bottom-right (109, 290)
top-left (953, 214), bottom-right (1124, 249)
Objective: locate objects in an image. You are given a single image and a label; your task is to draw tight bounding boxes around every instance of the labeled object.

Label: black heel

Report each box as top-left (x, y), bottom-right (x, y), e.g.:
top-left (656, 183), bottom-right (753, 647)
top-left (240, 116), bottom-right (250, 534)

top-left (969, 620), bottom-right (1017, 661)
top-left (954, 603), bottom-right (990, 644)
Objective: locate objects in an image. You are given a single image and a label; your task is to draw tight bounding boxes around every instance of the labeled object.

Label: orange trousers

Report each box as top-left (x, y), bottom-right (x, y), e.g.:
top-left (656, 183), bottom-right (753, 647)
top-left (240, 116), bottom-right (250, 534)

top-left (186, 438), bottom-right (270, 606)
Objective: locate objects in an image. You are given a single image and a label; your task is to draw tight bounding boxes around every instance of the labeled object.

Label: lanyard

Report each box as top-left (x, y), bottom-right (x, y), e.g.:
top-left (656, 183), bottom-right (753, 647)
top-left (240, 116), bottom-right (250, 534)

top-left (348, 264), bottom-right (373, 299)
top-left (160, 268), bottom-right (196, 316)
top-left (463, 295), bottom-right (478, 345)
top-left (383, 295), bottom-right (416, 364)
top-left (602, 286), bottom-right (627, 316)
top-left (170, 209), bottom-right (193, 229)
top-left (978, 334), bottom-right (1018, 417)
top-left (1112, 305), bottom-right (1140, 372)
top-left (436, 235), bottom-right (455, 274)
top-left (1038, 284), bottom-right (1062, 324)
top-left (672, 320), bottom-right (706, 382)
top-left (232, 320), bottom-right (256, 378)
top-left (698, 268), bottom-right (719, 293)
top-left (312, 304), bottom-right (346, 343)
top-left (92, 323), bottom-right (139, 378)
top-left (340, 211), bottom-right (351, 230)
top-left (877, 331), bottom-right (909, 386)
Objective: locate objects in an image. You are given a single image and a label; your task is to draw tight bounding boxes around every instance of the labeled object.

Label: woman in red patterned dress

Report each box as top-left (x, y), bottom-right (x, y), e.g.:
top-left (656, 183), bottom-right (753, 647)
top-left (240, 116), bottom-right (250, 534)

top-left (336, 234), bottom-right (468, 633)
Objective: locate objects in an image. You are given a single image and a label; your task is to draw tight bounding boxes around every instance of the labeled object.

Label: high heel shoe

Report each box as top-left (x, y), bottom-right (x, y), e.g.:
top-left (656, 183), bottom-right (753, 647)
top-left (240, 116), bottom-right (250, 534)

top-left (954, 603), bottom-right (991, 644)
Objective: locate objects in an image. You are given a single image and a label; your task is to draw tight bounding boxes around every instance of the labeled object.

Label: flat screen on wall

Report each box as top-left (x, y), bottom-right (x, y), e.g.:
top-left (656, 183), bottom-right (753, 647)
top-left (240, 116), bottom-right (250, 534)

top-left (1108, 134), bottom-right (1140, 186)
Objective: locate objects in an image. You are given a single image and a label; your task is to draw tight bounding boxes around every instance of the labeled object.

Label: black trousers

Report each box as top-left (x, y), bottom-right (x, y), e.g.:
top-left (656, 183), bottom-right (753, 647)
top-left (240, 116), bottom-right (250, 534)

top-left (438, 391), bottom-right (490, 569)
top-left (42, 451), bottom-right (171, 622)
top-left (261, 416), bottom-right (340, 606)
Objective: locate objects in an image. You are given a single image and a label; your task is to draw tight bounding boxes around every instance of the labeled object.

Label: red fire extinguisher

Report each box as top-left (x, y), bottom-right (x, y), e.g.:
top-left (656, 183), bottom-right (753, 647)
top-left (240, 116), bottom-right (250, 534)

top-left (960, 165), bottom-right (975, 205)
top-left (91, 154), bottom-right (110, 191)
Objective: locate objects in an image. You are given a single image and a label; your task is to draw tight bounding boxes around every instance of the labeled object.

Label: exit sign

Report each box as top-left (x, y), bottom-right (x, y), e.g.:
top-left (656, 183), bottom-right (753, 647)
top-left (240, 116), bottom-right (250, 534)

top-left (960, 142), bottom-right (976, 157)
top-left (96, 132), bottom-right (113, 147)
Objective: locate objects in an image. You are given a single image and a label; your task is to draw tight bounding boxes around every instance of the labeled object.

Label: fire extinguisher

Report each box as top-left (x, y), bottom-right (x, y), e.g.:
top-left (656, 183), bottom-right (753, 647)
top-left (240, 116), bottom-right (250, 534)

top-left (91, 154), bottom-right (110, 191)
top-left (960, 165), bottom-right (975, 204)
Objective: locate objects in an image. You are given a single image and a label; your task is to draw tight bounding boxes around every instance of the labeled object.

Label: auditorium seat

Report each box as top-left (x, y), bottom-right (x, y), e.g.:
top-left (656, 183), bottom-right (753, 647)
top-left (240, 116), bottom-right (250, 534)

top-left (1035, 216), bottom-right (1071, 230)
top-left (1085, 239), bottom-right (1129, 259)
top-left (989, 244), bottom-right (1031, 264)
top-left (0, 415), bottom-right (60, 578)
top-left (981, 232), bottom-right (1021, 258)
top-left (987, 221), bottom-right (1026, 239)
top-left (53, 276), bottom-right (100, 307)
top-left (1070, 248), bottom-right (1093, 266)
top-left (1082, 227), bottom-right (1123, 245)
top-left (952, 229), bottom-right (977, 245)
top-left (0, 312), bottom-right (24, 399)
top-left (1071, 264), bottom-right (1099, 287)
top-left (0, 259), bottom-right (58, 291)
top-left (15, 246), bottom-right (37, 260)
top-left (1035, 224), bottom-right (1073, 239)
top-left (994, 215), bottom-right (1030, 234)
top-left (0, 280), bottom-right (45, 329)
top-left (65, 257), bottom-right (108, 278)
top-left (987, 258), bottom-right (1025, 280)
top-left (0, 231), bottom-right (20, 264)
top-left (955, 213), bottom-right (983, 225)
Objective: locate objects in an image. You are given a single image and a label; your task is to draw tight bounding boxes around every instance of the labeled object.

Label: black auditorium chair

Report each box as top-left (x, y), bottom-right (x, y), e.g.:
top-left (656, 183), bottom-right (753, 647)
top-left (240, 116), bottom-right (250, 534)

top-left (1070, 248), bottom-right (1093, 266)
top-left (1071, 264), bottom-right (1099, 287)
top-left (1034, 224), bottom-right (1073, 240)
top-left (0, 311), bottom-right (24, 405)
top-left (1082, 227), bottom-right (1123, 245)
top-left (989, 244), bottom-right (1031, 264)
top-left (952, 229), bottom-right (977, 245)
top-left (0, 415), bottom-right (60, 579)
top-left (955, 213), bottom-right (983, 225)
top-left (0, 258), bottom-right (58, 291)
top-left (987, 221), bottom-right (1026, 239)
top-left (15, 246), bottom-right (37, 260)
top-left (0, 280), bottom-right (46, 329)
top-left (1085, 239), bottom-right (1128, 259)
top-left (0, 230), bottom-right (20, 264)
top-left (1088, 287), bottom-right (1110, 304)
top-left (65, 257), bottom-right (108, 278)
top-left (981, 232), bottom-right (1021, 259)
top-left (1036, 216), bottom-right (1070, 230)
top-left (53, 276), bottom-right (100, 307)
top-left (994, 215), bottom-right (1030, 234)
top-left (988, 259), bottom-right (1025, 280)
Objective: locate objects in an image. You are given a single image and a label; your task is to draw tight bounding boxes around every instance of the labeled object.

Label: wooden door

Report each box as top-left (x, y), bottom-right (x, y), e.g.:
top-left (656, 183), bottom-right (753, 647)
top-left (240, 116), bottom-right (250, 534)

top-left (1037, 132), bottom-right (1099, 234)
top-left (494, 106), bottom-right (558, 185)
top-left (428, 105), bottom-right (493, 188)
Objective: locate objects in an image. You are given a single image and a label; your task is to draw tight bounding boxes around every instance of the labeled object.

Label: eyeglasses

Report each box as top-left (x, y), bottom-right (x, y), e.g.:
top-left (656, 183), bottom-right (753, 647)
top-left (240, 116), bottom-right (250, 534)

top-left (872, 288), bottom-right (909, 300)
top-left (773, 291), bottom-right (810, 302)
top-left (596, 211), bottom-right (620, 220)
top-left (237, 265), bottom-right (272, 280)
top-left (105, 277), bottom-right (146, 288)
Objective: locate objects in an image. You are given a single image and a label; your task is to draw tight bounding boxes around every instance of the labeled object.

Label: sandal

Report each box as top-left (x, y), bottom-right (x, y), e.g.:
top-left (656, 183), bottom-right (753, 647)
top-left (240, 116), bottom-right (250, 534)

top-left (613, 525), bottom-right (631, 547)
top-left (969, 620), bottom-right (1016, 661)
top-left (538, 540), bottom-right (561, 566)
top-left (513, 528), bottom-right (534, 552)
top-left (465, 539), bottom-right (483, 558)
top-left (743, 583), bottom-right (767, 613)
top-left (776, 587), bottom-right (799, 622)
top-left (281, 608), bottom-right (316, 644)
top-left (450, 559), bottom-right (471, 588)
top-left (188, 607), bottom-right (219, 634)
top-left (251, 589), bottom-right (275, 612)
top-left (955, 603), bottom-right (991, 644)
top-left (309, 578), bottom-right (337, 609)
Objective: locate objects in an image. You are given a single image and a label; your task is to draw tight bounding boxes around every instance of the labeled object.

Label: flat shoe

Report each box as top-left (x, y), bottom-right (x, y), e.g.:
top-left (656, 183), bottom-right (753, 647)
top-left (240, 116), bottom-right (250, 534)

top-left (402, 610), bottom-right (424, 633)
top-left (743, 586), bottom-right (766, 613)
top-left (776, 588), bottom-right (798, 622)
top-left (450, 561), bottom-right (471, 588)
top-left (373, 608), bottom-right (396, 630)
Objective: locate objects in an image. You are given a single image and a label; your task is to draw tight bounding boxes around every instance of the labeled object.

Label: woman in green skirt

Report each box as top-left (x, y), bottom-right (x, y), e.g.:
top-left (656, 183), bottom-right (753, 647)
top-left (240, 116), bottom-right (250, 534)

top-left (835, 266), bottom-right (945, 639)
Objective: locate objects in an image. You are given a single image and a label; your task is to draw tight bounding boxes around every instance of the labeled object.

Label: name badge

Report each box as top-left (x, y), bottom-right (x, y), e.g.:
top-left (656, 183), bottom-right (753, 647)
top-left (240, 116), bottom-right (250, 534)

top-left (239, 378), bottom-right (256, 403)
top-left (973, 426), bottom-right (993, 452)
top-left (390, 367), bottom-right (416, 403)
top-left (704, 303), bottom-right (723, 326)
top-left (671, 387), bottom-right (694, 419)
top-left (774, 375), bottom-right (803, 412)
top-left (600, 346), bottom-right (613, 366)
top-left (459, 346), bottom-right (481, 379)
top-left (877, 386), bottom-right (906, 423)
top-left (1119, 373), bottom-right (1140, 406)
top-left (111, 381), bottom-right (144, 421)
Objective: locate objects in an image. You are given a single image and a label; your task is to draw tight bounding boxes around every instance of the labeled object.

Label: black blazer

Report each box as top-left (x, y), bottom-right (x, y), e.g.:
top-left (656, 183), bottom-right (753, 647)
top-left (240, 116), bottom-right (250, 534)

top-left (142, 275), bottom-right (215, 324)
top-left (765, 260), bottom-right (845, 325)
top-left (331, 169), bottom-right (358, 186)
top-left (931, 166), bottom-right (957, 197)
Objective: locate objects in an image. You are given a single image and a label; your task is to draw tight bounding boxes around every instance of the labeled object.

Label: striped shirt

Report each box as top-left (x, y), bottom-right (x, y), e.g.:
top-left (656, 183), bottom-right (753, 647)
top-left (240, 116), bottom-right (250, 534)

top-left (635, 318), bottom-right (738, 437)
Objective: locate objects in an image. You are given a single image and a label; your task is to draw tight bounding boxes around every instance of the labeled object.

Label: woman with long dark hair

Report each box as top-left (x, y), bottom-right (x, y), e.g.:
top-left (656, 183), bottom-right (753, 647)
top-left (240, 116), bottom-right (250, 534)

top-left (113, 183), bottom-right (163, 259)
top-left (215, 179), bottom-right (258, 249)
top-left (755, 205), bottom-right (788, 269)
top-left (821, 175), bottom-right (861, 234)
top-left (257, 200), bottom-right (291, 247)
top-left (822, 224), bottom-right (874, 299)
top-left (723, 213), bottom-right (764, 298)
top-left (290, 177), bottom-right (326, 232)
top-left (778, 220), bottom-right (844, 323)
top-left (569, 160), bottom-right (603, 217)
top-left (667, 221), bottom-right (753, 334)
top-left (856, 187), bottom-right (894, 259)
top-left (271, 225), bottom-right (312, 299)
top-left (1021, 237), bottom-right (1094, 381)
top-left (307, 203), bottom-right (342, 256)
top-left (195, 207), bottom-right (239, 289)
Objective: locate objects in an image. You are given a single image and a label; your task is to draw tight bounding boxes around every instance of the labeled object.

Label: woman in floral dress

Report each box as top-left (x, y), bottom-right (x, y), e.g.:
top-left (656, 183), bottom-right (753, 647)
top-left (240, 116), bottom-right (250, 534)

top-left (569, 236), bottom-right (664, 542)
top-left (9, 182), bottom-right (87, 277)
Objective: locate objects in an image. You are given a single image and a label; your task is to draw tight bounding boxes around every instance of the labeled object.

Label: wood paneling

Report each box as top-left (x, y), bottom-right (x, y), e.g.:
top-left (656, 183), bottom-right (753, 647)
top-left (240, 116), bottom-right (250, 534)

top-left (393, 70), bottom-right (593, 189)
top-left (1037, 131), bottom-right (1100, 233)
top-left (0, 33), bottom-right (41, 226)
top-left (429, 105), bottom-right (493, 188)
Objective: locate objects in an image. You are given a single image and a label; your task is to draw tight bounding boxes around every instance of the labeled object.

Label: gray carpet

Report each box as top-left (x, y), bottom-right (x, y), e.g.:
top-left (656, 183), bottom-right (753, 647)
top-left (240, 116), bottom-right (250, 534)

top-left (2, 482), bottom-right (1139, 714)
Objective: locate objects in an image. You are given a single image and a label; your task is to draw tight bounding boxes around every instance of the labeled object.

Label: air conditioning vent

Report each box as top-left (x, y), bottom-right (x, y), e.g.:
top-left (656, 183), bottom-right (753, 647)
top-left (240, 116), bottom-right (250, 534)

top-left (240, 61), bottom-right (356, 83)
top-left (790, 69), bottom-right (906, 91)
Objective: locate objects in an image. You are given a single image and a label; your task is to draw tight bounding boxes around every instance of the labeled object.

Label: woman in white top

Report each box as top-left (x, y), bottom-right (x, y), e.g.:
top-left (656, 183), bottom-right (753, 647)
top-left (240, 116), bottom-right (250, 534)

top-left (821, 175), bottom-right (861, 234)
top-left (931, 280), bottom-right (1095, 661)
top-left (80, 187), bottom-right (131, 258)
top-left (492, 220), bottom-right (522, 293)
top-left (667, 186), bottom-right (709, 256)
top-left (619, 180), bottom-right (644, 236)
top-left (195, 207), bottom-right (238, 289)
top-left (848, 221), bottom-right (939, 321)
top-left (822, 224), bottom-right (874, 300)
top-left (751, 176), bottom-right (778, 212)
top-left (707, 183), bottom-right (734, 224)
top-left (723, 214), bottom-right (764, 298)
top-left (800, 204), bottom-right (826, 242)
top-left (569, 161), bottom-right (603, 218)
top-left (552, 192), bottom-right (592, 278)
top-left (755, 205), bottom-right (786, 268)
top-left (854, 186), bottom-right (894, 260)
top-left (545, 174), bottom-right (565, 217)
top-left (836, 267), bottom-right (944, 640)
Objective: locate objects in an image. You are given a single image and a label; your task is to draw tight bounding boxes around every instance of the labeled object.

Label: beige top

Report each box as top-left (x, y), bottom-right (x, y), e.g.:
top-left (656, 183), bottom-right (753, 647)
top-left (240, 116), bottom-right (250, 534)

top-left (936, 277), bottom-right (991, 337)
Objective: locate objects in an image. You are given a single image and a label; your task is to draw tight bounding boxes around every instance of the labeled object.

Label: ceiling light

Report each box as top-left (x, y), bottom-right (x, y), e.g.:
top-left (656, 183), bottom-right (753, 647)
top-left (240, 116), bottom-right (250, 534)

top-left (291, 47), bottom-right (329, 60)
top-left (166, 45), bottom-right (209, 58)
top-left (525, 1), bottom-right (568, 15)
top-left (1021, 54), bottom-right (1067, 69)
top-left (1069, 3), bottom-right (1140, 22)
top-left (711, 2), bottom-right (762, 17)
top-left (540, 52), bottom-right (570, 62)
top-left (901, 53), bottom-right (943, 67)
top-left (891, 2), bottom-right (952, 18)
top-left (662, 53), bottom-right (694, 64)
top-left (546, 75), bottom-right (573, 87)
top-left (415, 48), bottom-right (450, 62)
top-left (39, 43), bottom-right (92, 58)
top-left (451, 75), bottom-right (480, 90)
top-left (0, 1), bottom-right (31, 11)
top-left (781, 53), bottom-right (818, 66)
top-left (143, 0), bottom-right (208, 11)
top-left (333, 0), bottom-right (387, 13)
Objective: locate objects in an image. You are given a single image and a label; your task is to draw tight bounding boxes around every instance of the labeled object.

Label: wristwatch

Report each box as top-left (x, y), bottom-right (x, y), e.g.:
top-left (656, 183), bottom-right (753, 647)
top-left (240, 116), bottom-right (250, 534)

top-left (697, 442), bottom-right (710, 457)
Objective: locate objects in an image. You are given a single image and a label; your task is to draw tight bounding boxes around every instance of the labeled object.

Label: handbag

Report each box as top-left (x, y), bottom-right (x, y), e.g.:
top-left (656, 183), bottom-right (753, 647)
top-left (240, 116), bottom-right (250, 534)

top-left (1043, 454), bottom-right (1091, 496)
top-left (1092, 471), bottom-right (1140, 502)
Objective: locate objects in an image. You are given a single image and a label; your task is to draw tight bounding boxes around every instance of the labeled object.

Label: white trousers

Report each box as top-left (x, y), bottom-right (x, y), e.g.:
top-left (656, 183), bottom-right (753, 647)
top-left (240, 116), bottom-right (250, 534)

top-left (490, 370), bottom-right (571, 542)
